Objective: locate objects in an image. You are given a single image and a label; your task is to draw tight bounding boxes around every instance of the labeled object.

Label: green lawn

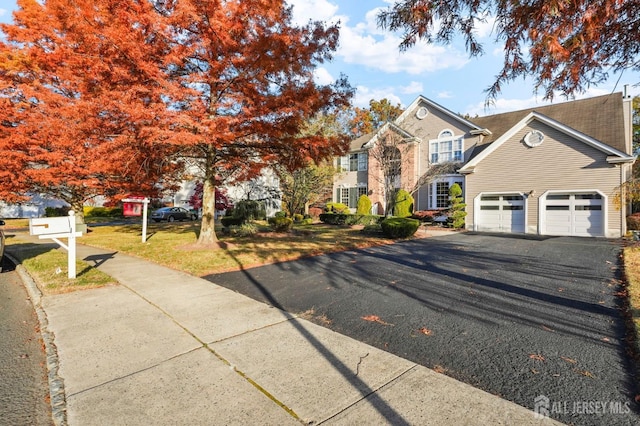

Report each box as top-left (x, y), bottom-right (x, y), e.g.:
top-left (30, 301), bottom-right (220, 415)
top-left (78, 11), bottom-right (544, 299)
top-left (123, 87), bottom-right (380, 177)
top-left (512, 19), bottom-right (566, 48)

top-left (4, 220), bottom-right (395, 294)
top-left (80, 221), bottom-right (394, 276)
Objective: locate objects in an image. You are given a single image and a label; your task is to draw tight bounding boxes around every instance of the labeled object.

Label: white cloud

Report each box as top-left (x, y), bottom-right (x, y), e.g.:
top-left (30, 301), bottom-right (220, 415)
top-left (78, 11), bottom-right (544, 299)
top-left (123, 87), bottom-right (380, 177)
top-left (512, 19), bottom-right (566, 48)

top-left (437, 91), bottom-right (454, 99)
top-left (338, 22), bottom-right (469, 74)
top-left (472, 14), bottom-right (497, 40)
top-left (400, 81), bottom-right (423, 94)
top-left (313, 67), bottom-right (335, 85)
top-left (286, 0), bottom-right (340, 26)
top-left (354, 85), bottom-right (403, 108)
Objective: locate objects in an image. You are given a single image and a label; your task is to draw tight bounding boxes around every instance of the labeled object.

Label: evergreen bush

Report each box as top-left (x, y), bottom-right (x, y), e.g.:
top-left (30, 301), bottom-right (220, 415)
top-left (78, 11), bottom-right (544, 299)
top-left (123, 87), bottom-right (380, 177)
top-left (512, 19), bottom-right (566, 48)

top-left (324, 202), bottom-right (349, 213)
top-left (221, 216), bottom-right (243, 227)
top-left (268, 216), bottom-right (293, 232)
top-left (356, 194), bottom-right (372, 215)
top-left (234, 200), bottom-right (266, 221)
top-left (380, 217), bottom-right (420, 238)
top-left (448, 183), bottom-right (467, 229)
top-left (393, 189), bottom-right (414, 218)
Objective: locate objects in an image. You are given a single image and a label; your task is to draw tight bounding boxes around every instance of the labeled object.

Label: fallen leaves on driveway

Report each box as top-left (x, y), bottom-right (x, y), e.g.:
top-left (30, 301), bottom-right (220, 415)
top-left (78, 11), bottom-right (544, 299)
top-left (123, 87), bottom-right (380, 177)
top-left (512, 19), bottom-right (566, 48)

top-left (361, 315), bottom-right (394, 326)
top-left (560, 356), bottom-right (577, 364)
top-left (418, 327), bottom-right (433, 336)
top-left (529, 354), bottom-right (545, 361)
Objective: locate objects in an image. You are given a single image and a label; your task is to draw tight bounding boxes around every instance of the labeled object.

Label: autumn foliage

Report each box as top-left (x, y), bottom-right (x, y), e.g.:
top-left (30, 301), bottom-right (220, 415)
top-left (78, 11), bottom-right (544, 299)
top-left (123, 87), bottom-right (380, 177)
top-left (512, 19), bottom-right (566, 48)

top-left (0, 0), bottom-right (353, 242)
top-left (378, 0), bottom-right (640, 101)
top-left (0, 0), bottom-right (182, 218)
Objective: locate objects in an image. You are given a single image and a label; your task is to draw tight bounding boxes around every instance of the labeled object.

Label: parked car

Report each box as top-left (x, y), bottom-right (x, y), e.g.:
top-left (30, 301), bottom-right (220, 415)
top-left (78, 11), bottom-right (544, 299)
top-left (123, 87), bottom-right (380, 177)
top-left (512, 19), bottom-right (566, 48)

top-left (151, 207), bottom-right (197, 223)
top-left (0, 220), bottom-right (5, 272)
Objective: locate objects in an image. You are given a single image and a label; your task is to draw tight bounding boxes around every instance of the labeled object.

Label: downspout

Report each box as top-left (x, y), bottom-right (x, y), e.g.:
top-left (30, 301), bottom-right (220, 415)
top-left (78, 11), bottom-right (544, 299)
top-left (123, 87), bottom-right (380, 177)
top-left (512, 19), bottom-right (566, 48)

top-left (416, 140), bottom-right (421, 209)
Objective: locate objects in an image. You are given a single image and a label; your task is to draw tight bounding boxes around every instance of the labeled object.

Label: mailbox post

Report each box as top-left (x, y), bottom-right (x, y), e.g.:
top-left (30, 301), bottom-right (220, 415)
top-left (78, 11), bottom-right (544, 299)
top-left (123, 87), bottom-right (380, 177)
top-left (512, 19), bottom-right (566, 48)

top-left (122, 197), bottom-right (150, 242)
top-left (29, 211), bottom-right (82, 279)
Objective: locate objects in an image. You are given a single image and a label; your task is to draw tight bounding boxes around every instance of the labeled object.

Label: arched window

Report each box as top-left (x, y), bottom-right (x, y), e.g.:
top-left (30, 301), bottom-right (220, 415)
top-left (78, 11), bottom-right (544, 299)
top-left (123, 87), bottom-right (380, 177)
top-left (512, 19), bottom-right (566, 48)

top-left (430, 130), bottom-right (463, 163)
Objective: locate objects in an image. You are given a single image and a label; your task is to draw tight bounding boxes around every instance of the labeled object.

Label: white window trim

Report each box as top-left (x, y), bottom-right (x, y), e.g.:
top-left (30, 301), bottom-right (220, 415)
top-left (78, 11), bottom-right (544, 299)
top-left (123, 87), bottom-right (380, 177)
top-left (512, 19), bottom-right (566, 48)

top-left (429, 175), bottom-right (464, 210)
top-left (430, 129), bottom-right (464, 164)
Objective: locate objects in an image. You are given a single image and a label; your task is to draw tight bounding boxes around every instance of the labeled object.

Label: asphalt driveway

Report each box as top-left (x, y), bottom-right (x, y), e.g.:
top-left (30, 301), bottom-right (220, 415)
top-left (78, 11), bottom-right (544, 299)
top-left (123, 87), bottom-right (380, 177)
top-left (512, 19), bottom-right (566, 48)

top-left (204, 233), bottom-right (639, 425)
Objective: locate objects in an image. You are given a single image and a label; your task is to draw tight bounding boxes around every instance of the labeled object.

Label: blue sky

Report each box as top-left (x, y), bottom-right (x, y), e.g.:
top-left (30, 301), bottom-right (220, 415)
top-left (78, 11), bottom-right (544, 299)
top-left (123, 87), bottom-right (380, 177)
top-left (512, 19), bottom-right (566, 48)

top-left (2, 0), bottom-right (638, 116)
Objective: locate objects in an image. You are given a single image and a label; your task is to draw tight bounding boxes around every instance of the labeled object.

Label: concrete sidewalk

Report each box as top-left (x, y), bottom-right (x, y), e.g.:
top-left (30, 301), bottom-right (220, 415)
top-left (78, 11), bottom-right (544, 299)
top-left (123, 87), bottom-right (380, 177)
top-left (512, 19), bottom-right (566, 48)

top-left (19, 242), bottom-right (562, 425)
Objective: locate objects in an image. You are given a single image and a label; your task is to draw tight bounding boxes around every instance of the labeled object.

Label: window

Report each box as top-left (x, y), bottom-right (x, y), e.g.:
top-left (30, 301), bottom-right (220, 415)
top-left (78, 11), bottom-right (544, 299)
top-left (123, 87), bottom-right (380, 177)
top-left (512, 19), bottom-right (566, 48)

top-left (337, 186), bottom-right (368, 209)
top-left (339, 152), bottom-right (367, 172)
top-left (340, 188), bottom-right (349, 205)
top-left (358, 153), bottom-right (368, 171)
top-left (349, 154), bottom-right (358, 171)
top-left (431, 178), bottom-right (463, 209)
top-left (436, 182), bottom-right (449, 208)
top-left (430, 130), bottom-right (463, 164)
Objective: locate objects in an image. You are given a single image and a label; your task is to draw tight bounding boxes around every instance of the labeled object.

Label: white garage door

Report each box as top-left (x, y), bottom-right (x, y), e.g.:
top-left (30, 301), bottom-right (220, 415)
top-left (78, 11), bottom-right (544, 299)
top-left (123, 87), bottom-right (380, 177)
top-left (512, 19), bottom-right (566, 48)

top-left (544, 193), bottom-right (603, 237)
top-left (478, 194), bottom-right (525, 233)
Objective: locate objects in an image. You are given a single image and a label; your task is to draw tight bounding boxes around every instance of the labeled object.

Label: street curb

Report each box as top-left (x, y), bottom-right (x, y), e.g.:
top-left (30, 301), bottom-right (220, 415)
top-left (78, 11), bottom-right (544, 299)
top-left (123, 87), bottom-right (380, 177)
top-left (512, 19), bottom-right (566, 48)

top-left (6, 252), bottom-right (68, 426)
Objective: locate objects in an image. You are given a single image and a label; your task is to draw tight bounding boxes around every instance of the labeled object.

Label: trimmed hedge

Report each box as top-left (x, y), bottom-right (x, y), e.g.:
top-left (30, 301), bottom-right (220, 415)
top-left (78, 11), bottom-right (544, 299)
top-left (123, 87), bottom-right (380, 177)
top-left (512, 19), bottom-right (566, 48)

top-left (268, 216), bottom-right (293, 232)
top-left (380, 217), bottom-right (420, 239)
top-left (393, 189), bottom-right (414, 218)
top-left (356, 194), bottom-right (372, 215)
top-left (324, 202), bottom-right (349, 213)
top-left (84, 206), bottom-right (123, 218)
top-left (319, 213), bottom-right (381, 226)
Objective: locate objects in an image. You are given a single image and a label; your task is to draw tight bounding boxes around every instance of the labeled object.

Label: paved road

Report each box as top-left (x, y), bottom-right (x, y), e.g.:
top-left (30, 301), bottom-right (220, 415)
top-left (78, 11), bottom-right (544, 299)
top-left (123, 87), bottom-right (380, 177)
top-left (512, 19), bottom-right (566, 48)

top-left (206, 233), bottom-right (640, 425)
top-left (0, 257), bottom-right (52, 426)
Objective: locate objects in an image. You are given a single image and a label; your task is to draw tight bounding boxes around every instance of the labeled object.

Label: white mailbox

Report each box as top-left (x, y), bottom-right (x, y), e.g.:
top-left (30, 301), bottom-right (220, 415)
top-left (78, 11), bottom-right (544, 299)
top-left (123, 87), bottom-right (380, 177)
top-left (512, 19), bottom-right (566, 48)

top-left (29, 211), bottom-right (82, 279)
top-left (30, 216), bottom-right (74, 238)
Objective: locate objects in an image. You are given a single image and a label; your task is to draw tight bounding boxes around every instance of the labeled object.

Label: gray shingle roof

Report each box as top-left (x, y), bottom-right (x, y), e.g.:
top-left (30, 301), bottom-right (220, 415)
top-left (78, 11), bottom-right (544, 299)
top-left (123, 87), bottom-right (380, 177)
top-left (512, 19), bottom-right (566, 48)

top-left (470, 92), bottom-right (626, 157)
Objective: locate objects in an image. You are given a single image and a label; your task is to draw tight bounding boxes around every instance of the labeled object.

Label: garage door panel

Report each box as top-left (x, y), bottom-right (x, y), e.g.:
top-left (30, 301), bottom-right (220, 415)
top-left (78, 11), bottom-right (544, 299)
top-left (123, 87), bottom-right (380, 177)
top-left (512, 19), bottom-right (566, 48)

top-left (478, 195), bottom-right (525, 233)
top-left (543, 193), bottom-right (603, 237)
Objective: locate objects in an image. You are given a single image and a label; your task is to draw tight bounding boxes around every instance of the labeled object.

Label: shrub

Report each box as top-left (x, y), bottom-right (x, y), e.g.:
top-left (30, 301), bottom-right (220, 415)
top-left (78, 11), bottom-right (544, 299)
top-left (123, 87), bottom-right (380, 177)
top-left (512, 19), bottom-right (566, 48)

top-left (319, 213), bottom-right (348, 225)
top-left (268, 216), bottom-right (293, 232)
top-left (320, 213), bottom-right (381, 226)
top-left (412, 210), bottom-right (443, 222)
top-left (301, 218), bottom-right (314, 225)
top-left (627, 213), bottom-right (640, 231)
top-left (380, 217), bottom-right (420, 239)
top-left (234, 200), bottom-right (266, 221)
top-left (225, 223), bottom-right (258, 237)
top-left (274, 211), bottom-right (287, 218)
top-left (324, 202), bottom-right (349, 213)
top-left (356, 194), bottom-right (372, 215)
top-left (393, 189), bottom-right (414, 218)
top-left (293, 213), bottom-right (304, 222)
top-left (84, 206), bottom-right (123, 218)
top-left (448, 183), bottom-right (467, 229)
top-left (45, 206), bottom-right (70, 217)
top-left (221, 216), bottom-right (243, 227)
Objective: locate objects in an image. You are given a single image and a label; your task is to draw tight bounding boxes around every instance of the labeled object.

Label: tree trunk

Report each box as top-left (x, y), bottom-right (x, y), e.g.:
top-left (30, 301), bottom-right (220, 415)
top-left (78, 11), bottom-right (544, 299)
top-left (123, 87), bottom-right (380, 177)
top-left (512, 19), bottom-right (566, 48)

top-left (196, 178), bottom-right (220, 245)
top-left (71, 201), bottom-right (85, 224)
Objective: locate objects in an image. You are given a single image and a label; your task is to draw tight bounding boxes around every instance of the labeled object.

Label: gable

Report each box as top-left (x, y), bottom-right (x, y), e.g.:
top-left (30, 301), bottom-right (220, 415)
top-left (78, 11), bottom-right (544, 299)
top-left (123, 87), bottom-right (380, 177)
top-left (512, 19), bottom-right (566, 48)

top-left (469, 92), bottom-right (629, 159)
top-left (461, 109), bottom-right (634, 173)
top-left (396, 96), bottom-right (481, 140)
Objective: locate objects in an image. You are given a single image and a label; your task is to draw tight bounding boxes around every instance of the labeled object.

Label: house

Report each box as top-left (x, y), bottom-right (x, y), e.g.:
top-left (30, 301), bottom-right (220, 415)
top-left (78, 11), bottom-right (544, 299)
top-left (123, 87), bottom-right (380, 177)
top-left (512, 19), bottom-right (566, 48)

top-left (333, 91), bottom-right (635, 238)
top-left (172, 168), bottom-right (282, 218)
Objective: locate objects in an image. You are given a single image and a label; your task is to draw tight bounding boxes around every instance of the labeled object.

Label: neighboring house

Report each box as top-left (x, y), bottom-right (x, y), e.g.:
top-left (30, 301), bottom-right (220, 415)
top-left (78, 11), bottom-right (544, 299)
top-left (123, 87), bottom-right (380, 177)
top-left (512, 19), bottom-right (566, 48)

top-left (334, 91), bottom-right (635, 238)
top-left (0, 195), bottom-right (69, 218)
top-left (172, 168), bottom-right (282, 218)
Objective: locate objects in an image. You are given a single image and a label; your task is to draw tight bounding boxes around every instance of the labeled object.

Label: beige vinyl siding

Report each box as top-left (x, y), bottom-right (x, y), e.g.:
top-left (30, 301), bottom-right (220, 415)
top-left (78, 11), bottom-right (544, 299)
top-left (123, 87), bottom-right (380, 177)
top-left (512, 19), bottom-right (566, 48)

top-left (465, 121), bottom-right (623, 235)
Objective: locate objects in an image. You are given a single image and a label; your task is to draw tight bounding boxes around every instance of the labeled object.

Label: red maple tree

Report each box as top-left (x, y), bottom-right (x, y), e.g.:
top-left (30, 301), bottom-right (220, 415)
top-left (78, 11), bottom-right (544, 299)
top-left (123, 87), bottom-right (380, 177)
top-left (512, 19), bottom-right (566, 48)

top-left (0, 0), bottom-right (181, 220)
top-left (162, 0), bottom-right (353, 244)
top-left (1, 0), bottom-right (352, 243)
